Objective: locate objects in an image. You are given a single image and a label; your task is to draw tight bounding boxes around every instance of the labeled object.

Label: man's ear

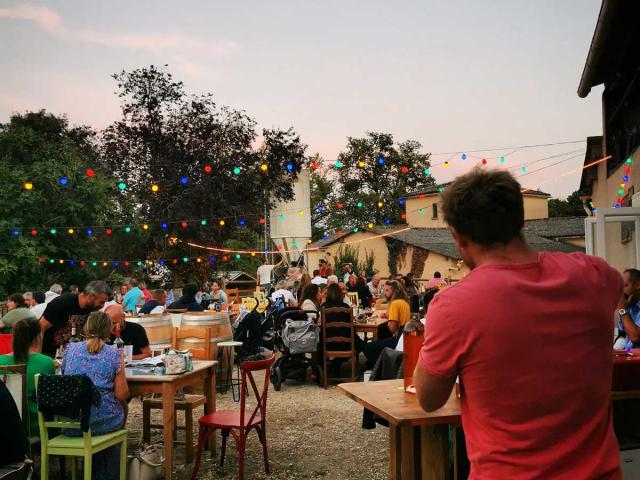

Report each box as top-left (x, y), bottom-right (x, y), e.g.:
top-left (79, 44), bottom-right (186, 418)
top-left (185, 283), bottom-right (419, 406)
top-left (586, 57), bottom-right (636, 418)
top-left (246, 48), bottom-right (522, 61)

top-left (450, 228), bottom-right (467, 250)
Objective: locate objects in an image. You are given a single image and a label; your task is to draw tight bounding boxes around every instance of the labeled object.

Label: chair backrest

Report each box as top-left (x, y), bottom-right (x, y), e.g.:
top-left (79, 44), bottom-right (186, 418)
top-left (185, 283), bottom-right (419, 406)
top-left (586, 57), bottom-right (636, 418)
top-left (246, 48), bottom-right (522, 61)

top-left (0, 364), bottom-right (28, 434)
top-left (227, 288), bottom-right (240, 303)
top-left (239, 355), bottom-right (275, 431)
top-left (347, 292), bottom-right (359, 306)
top-left (34, 374), bottom-right (92, 448)
top-left (172, 326), bottom-right (212, 360)
top-left (321, 307), bottom-right (355, 355)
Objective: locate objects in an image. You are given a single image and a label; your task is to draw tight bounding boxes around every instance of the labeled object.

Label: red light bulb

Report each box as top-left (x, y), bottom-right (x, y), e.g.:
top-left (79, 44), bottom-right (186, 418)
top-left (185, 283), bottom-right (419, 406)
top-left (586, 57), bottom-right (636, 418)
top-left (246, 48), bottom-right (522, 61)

top-left (401, 166), bottom-right (409, 174)
top-left (86, 168), bottom-right (95, 177)
top-left (204, 165), bottom-right (212, 174)
top-left (106, 228), bottom-right (112, 235)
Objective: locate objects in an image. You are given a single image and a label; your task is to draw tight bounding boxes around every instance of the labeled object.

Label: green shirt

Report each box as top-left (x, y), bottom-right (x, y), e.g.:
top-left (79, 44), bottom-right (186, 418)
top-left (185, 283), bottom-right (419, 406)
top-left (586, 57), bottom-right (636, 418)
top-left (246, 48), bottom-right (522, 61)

top-left (0, 353), bottom-right (55, 437)
top-left (0, 308), bottom-right (36, 333)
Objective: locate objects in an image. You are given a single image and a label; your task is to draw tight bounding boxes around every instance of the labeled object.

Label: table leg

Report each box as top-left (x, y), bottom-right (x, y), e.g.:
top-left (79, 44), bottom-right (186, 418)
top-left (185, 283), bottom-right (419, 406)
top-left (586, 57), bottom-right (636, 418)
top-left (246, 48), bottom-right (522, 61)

top-left (389, 424), bottom-right (402, 479)
top-left (400, 424), bottom-right (416, 479)
top-left (420, 425), bottom-right (449, 480)
top-left (204, 366), bottom-right (217, 453)
top-left (162, 383), bottom-right (175, 480)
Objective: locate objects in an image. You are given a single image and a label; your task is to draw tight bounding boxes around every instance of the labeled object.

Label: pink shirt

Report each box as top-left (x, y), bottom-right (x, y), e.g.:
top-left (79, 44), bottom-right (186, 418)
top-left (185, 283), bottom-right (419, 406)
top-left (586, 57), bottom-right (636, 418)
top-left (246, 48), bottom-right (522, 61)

top-left (420, 252), bottom-right (622, 480)
top-left (426, 278), bottom-right (447, 289)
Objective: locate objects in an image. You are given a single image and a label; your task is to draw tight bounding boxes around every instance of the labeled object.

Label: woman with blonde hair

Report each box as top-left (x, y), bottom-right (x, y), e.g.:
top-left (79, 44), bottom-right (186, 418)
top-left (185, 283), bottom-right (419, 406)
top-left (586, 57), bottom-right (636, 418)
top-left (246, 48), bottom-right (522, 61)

top-left (63, 311), bottom-right (129, 480)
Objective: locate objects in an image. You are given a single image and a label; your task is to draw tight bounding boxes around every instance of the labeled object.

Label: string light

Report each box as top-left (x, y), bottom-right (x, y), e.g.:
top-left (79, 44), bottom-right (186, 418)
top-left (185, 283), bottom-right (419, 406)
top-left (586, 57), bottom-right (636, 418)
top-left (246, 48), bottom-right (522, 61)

top-left (358, 161), bottom-right (366, 168)
top-left (401, 166), bottom-right (409, 174)
top-left (377, 201), bottom-right (383, 208)
top-left (377, 157), bottom-right (385, 165)
top-left (286, 162), bottom-right (294, 171)
top-left (31, 229), bottom-right (37, 236)
top-left (357, 202), bottom-right (363, 208)
top-left (311, 162), bottom-right (319, 170)
top-left (143, 224), bottom-right (149, 230)
top-left (50, 229), bottom-right (56, 235)
top-left (239, 219), bottom-right (246, 226)
top-left (86, 169), bottom-right (95, 177)
top-left (58, 177), bottom-right (69, 186)
top-left (521, 167), bottom-right (526, 173)
top-left (233, 167), bottom-right (241, 175)
top-left (200, 219), bottom-right (207, 225)
top-left (461, 153), bottom-right (467, 160)
top-left (334, 161), bottom-right (343, 168)
top-left (499, 156), bottom-right (505, 164)
top-left (444, 161), bottom-right (449, 168)
top-left (106, 228), bottom-right (112, 235)
top-left (424, 168), bottom-right (430, 175)
top-left (260, 164), bottom-right (268, 172)
top-left (181, 222), bottom-right (188, 228)
top-left (24, 182), bottom-right (33, 190)
top-left (180, 176), bottom-right (188, 185)
top-left (204, 165), bottom-right (212, 174)
top-left (368, 223), bottom-right (374, 229)
top-left (482, 159), bottom-right (487, 166)
top-left (278, 214), bottom-right (285, 221)
top-left (151, 184), bottom-right (159, 192)
top-left (67, 228), bottom-right (74, 235)
top-left (11, 229), bottom-right (20, 237)
top-left (161, 223), bottom-right (167, 230)
top-left (118, 182), bottom-right (127, 191)
top-left (124, 226), bottom-right (131, 233)
top-left (219, 220), bottom-right (225, 226)
top-left (87, 229), bottom-right (93, 235)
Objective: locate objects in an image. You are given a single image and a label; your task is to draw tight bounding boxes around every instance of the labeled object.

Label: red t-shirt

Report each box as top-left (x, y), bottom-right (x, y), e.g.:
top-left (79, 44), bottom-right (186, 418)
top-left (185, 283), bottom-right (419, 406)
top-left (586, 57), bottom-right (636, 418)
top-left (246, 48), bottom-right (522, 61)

top-left (420, 252), bottom-right (622, 480)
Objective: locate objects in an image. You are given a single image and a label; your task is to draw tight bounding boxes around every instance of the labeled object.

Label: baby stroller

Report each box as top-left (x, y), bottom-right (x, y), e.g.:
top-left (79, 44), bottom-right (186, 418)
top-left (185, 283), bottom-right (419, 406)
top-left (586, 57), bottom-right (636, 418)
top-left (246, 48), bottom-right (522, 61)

top-left (233, 298), bottom-right (275, 357)
top-left (270, 307), bottom-right (322, 391)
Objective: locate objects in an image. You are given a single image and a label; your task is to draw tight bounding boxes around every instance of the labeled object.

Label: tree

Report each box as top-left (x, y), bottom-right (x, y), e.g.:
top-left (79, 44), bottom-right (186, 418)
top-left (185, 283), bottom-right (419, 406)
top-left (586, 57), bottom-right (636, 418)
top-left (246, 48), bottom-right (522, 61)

top-left (548, 190), bottom-right (587, 217)
top-left (100, 65), bottom-right (307, 281)
top-left (310, 132), bottom-right (434, 235)
top-left (0, 111), bottom-right (120, 295)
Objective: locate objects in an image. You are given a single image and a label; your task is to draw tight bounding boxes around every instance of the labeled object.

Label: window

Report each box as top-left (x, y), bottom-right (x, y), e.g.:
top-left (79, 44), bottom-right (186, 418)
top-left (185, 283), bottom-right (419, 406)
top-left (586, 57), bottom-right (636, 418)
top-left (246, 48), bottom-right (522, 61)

top-left (432, 203), bottom-right (438, 219)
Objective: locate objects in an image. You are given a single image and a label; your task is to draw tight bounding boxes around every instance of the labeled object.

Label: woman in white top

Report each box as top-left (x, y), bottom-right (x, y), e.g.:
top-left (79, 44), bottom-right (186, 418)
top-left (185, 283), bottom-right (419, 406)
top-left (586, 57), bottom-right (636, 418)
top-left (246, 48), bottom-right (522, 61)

top-left (298, 283), bottom-right (321, 325)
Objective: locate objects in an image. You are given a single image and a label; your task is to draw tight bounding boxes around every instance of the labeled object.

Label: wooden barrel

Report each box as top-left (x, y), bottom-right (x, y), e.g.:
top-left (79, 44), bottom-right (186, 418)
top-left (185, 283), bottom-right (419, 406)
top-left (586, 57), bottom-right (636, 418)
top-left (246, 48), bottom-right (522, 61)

top-left (127, 313), bottom-right (173, 348)
top-left (178, 312), bottom-right (234, 368)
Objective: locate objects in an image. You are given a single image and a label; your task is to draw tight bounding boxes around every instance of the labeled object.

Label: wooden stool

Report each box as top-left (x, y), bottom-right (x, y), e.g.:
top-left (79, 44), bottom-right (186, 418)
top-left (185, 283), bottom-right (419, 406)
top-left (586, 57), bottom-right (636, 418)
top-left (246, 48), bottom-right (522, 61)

top-left (142, 394), bottom-right (207, 463)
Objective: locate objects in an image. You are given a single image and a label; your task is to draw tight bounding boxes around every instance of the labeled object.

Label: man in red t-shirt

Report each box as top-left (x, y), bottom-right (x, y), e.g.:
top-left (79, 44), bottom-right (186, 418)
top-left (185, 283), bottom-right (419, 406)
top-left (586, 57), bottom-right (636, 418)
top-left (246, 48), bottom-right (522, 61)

top-left (414, 168), bottom-right (622, 479)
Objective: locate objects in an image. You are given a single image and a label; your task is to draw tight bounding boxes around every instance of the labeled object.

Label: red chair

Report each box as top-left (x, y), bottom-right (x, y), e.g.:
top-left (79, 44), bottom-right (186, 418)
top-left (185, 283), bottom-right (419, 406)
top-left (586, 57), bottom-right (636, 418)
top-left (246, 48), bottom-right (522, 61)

top-left (191, 355), bottom-right (275, 480)
top-left (0, 334), bottom-right (13, 355)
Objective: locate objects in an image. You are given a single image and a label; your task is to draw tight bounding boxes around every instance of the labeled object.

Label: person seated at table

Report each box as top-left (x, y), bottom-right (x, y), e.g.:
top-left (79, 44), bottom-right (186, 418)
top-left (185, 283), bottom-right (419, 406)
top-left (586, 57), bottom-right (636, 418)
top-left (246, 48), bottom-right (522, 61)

top-left (297, 273), bottom-right (312, 299)
top-left (286, 261), bottom-right (303, 288)
top-left (426, 271), bottom-right (448, 289)
top-left (363, 280), bottom-right (410, 369)
top-left (210, 281), bottom-right (228, 306)
top-left (168, 283), bottom-right (204, 312)
top-left (0, 317), bottom-right (55, 437)
top-left (326, 274), bottom-right (339, 285)
top-left (348, 275), bottom-right (373, 307)
top-left (122, 278), bottom-right (143, 314)
top-left (339, 282), bottom-right (352, 306)
top-left (299, 284), bottom-right (321, 324)
top-left (138, 289), bottom-right (167, 315)
top-left (62, 311), bottom-right (129, 480)
top-left (0, 294), bottom-right (35, 333)
top-left (29, 291), bottom-right (47, 321)
top-left (367, 274), bottom-right (382, 300)
top-left (271, 280), bottom-right (297, 307)
top-left (105, 305), bottom-right (151, 360)
top-left (311, 269), bottom-right (327, 286)
top-left (615, 268), bottom-right (640, 350)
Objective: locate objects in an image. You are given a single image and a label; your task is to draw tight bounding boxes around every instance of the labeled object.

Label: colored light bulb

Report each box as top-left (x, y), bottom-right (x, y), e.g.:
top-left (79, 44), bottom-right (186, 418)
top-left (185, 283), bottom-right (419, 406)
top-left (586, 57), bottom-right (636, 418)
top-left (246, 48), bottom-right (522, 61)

top-left (298, 210), bottom-right (304, 216)
top-left (86, 229), bottom-right (93, 235)
top-left (311, 162), bottom-right (319, 170)
top-left (86, 168), bottom-right (95, 177)
top-left (378, 157), bottom-right (385, 165)
top-left (143, 224), bottom-right (149, 230)
top-left (161, 223), bottom-right (167, 230)
top-left (11, 229), bottom-right (20, 237)
top-left (482, 159), bottom-right (487, 166)
top-left (461, 153), bottom-right (467, 160)
top-left (444, 161), bottom-right (449, 168)
top-left (357, 202), bottom-right (363, 208)
top-left (181, 222), bottom-right (187, 228)
top-left (401, 166), bottom-right (409, 174)
top-left (124, 226), bottom-right (131, 233)
top-left (358, 161), bottom-right (366, 168)
top-left (219, 219), bottom-right (225, 226)
top-left (151, 184), bottom-right (159, 192)
top-left (50, 229), bottom-right (57, 235)
top-left (200, 219), bottom-right (207, 225)
top-left (418, 209), bottom-right (424, 215)
top-left (499, 156), bottom-right (505, 164)
top-left (399, 199), bottom-right (405, 205)
top-left (180, 176), bottom-right (188, 184)
top-left (334, 161), bottom-right (343, 168)
top-left (233, 167), bottom-right (241, 175)
top-left (424, 168), bottom-right (430, 175)
top-left (235, 254), bottom-right (241, 259)
top-left (368, 223), bottom-right (374, 229)
top-left (521, 167), bottom-right (526, 173)
top-left (337, 202), bottom-right (343, 209)
top-left (286, 162), bottom-right (294, 171)
top-left (353, 228), bottom-right (359, 233)
top-left (239, 219), bottom-right (246, 226)
top-left (24, 182), bottom-right (33, 190)
top-left (260, 164), bottom-right (268, 172)
top-left (626, 158), bottom-right (632, 164)
top-left (68, 228), bottom-right (74, 234)
top-left (118, 182), bottom-right (126, 190)
top-left (204, 165), bottom-right (212, 173)
top-left (377, 201), bottom-right (383, 208)
top-left (106, 228), bottom-right (112, 235)
top-left (278, 214), bottom-right (285, 221)
top-left (58, 177), bottom-right (69, 186)
top-left (31, 229), bottom-right (37, 236)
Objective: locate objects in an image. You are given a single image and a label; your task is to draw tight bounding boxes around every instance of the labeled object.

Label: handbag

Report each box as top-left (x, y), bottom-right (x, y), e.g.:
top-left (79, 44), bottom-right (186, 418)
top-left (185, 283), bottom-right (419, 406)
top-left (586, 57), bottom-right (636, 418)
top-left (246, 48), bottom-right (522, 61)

top-left (164, 350), bottom-right (192, 375)
top-left (127, 444), bottom-right (164, 480)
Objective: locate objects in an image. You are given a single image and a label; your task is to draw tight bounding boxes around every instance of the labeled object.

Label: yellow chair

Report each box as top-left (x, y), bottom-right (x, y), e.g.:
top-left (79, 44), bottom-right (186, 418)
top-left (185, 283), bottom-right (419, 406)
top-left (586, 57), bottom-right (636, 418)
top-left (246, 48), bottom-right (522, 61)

top-left (35, 375), bottom-right (128, 480)
top-left (347, 291), bottom-right (359, 307)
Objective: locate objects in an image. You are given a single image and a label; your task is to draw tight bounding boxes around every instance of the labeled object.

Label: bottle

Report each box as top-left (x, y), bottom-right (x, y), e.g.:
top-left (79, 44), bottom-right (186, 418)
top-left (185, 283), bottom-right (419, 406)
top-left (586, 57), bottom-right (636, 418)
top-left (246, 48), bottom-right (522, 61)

top-left (114, 324), bottom-right (125, 357)
top-left (69, 326), bottom-right (81, 343)
top-left (402, 313), bottom-right (425, 392)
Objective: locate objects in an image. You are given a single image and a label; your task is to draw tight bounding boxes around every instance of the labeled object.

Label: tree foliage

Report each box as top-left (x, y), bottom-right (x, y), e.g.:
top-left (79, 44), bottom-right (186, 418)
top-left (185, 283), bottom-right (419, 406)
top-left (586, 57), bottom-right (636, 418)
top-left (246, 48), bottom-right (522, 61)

top-left (310, 132), bottom-right (434, 235)
top-left (0, 111), bottom-right (119, 295)
top-left (548, 190), bottom-right (587, 217)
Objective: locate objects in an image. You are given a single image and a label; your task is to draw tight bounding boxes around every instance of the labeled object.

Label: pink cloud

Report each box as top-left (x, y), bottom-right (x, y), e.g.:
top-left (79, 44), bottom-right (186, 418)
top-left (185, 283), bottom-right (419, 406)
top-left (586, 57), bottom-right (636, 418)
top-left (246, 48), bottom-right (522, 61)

top-left (0, 4), bottom-right (61, 32)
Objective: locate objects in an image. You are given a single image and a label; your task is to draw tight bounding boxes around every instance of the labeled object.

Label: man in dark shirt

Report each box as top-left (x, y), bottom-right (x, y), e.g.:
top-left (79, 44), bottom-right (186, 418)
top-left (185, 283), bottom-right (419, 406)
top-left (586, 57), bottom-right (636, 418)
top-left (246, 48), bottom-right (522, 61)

top-left (167, 283), bottom-right (204, 312)
top-left (138, 289), bottom-right (167, 315)
top-left (105, 304), bottom-right (151, 360)
top-left (40, 280), bottom-right (112, 357)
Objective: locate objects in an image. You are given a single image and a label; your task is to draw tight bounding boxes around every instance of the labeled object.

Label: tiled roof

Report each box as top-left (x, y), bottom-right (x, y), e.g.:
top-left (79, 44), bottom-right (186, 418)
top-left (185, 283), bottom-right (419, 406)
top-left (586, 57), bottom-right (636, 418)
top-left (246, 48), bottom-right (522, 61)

top-left (405, 182), bottom-right (550, 198)
top-left (309, 217), bottom-right (585, 258)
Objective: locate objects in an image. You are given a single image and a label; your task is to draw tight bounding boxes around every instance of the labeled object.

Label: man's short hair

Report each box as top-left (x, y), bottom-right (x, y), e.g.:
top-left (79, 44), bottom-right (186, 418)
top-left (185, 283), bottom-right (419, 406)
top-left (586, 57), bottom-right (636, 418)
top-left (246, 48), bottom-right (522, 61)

top-left (327, 275), bottom-right (339, 284)
top-left (182, 283), bottom-right (198, 296)
top-left (152, 289), bottom-right (166, 301)
top-left (434, 271), bottom-right (442, 278)
top-left (441, 168), bottom-right (524, 246)
top-left (33, 291), bottom-right (46, 304)
top-left (84, 281), bottom-right (113, 298)
top-left (624, 269), bottom-right (640, 285)
top-left (49, 284), bottom-right (62, 294)
top-left (313, 269), bottom-right (320, 277)
top-left (129, 278), bottom-right (138, 288)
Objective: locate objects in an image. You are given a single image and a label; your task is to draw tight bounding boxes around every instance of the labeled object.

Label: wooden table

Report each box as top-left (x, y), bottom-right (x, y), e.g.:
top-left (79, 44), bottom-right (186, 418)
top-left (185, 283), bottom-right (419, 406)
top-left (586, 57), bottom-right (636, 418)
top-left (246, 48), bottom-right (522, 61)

top-left (354, 315), bottom-right (386, 342)
top-left (338, 379), bottom-right (461, 480)
top-left (126, 360), bottom-right (217, 480)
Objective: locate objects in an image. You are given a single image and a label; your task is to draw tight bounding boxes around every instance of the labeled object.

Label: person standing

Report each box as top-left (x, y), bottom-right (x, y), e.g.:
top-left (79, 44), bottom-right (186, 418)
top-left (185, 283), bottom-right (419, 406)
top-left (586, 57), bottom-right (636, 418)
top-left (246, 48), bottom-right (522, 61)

top-left (414, 168), bottom-right (622, 479)
top-left (311, 270), bottom-right (327, 286)
top-left (44, 284), bottom-right (62, 303)
top-left (257, 256), bottom-right (284, 292)
top-left (40, 280), bottom-right (112, 357)
top-left (426, 271), bottom-right (447, 289)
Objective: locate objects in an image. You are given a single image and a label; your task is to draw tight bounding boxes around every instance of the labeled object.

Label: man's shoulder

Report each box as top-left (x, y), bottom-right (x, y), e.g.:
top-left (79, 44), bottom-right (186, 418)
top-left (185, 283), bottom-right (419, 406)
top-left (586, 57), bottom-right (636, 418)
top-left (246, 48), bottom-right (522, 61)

top-left (125, 320), bottom-right (145, 331)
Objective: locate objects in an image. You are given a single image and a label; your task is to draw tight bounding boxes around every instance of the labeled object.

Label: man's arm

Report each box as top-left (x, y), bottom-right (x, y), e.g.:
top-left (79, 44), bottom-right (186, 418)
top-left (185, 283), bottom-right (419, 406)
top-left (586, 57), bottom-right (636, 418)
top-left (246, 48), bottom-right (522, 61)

top-left (274, 257), bottom-right (284, 268)
top-left (133, 345), bottom-right (151, 360)
top-left (618, 294), bottom-right (640, 343)
top-left (414, 362), bottom-right (457, 412)
top-left (40, 316), bottom-right (53, 333)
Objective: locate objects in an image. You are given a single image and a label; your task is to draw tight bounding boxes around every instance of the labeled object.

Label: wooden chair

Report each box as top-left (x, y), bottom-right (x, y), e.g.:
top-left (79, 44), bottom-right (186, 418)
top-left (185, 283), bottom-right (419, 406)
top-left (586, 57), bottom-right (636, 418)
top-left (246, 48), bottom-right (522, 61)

top-left (347, 291), bottom-right (360, 307)
top-left (226, 288), bottom-right (240, 304)
top-left (142, 327), bottom-right (211, 463)
top-left (191, 355), bottom-right (276, 480)
top-left (35, 375), bottom-right (128, 480)
top-left (321, 307), bottom-right (357, 388)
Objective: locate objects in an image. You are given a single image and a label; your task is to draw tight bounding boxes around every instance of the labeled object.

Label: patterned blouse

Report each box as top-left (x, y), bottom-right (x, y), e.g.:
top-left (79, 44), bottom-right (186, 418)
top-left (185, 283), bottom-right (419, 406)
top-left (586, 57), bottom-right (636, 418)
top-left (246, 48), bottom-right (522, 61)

top-left (62, 341), bottom-right (124, 435)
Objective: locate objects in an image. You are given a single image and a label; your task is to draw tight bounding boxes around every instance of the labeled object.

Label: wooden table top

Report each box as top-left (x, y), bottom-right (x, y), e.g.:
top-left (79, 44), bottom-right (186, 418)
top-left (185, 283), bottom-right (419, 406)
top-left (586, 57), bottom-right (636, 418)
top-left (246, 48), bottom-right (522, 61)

top-left (338, 379), bottom-right (462, 427)
top-left (126, 360), bottom-right (217, 383)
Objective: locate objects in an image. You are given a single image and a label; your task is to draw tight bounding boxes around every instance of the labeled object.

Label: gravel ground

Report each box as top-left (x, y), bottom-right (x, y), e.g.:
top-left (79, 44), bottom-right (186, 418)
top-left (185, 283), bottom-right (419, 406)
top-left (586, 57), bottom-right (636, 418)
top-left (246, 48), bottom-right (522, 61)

top-left (125, 379), bottom-right (389, 480)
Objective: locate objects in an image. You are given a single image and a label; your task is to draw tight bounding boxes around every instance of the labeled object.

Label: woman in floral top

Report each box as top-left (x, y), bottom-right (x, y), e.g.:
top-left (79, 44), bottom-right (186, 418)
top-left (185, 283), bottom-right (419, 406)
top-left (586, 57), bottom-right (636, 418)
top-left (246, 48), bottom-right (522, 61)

top-left (63, 311), bottom-right (129, 480)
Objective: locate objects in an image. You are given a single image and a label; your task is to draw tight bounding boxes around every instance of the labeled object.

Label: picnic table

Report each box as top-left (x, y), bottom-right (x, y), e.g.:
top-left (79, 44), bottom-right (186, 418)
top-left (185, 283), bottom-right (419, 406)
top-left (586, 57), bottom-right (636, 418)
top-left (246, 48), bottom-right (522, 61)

top-left (126, 360), bottom-right (217, 480)
top-left (338, 379), bottom-right (461, 480)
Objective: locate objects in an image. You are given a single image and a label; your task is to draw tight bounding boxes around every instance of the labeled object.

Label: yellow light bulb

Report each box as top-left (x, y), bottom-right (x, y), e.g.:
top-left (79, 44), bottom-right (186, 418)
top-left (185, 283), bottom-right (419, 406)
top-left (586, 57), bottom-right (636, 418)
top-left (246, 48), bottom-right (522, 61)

top-left (377, 201), bottom-right (383, 208)
top-left (58, 259), bottom-right (64, 264)
top-left (358, 161), bottom-right (366, 168)
top-left (368, 223), bottom-right (374, 229)
top-left (196, 257), bottom-right (202, 263)
top-left (143, 224), bottom-right (149, 230)
top-left (260, 164), bottom-right (268, 172)
top-left (151, 184), bottom-right (159, 192)
top-left (219, 220), bottom-right (225, 226)
top-left (24, 182), bottom-right (33, 190)
top-left (68, 228), bottom-right (74, 234)
top-left (102, 262), bottom-right (107, 267)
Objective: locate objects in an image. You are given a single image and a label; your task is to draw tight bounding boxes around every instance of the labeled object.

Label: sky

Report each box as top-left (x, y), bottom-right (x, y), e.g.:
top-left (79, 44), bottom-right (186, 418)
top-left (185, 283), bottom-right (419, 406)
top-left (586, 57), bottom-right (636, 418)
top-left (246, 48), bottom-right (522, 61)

top-left (0, 0), bottom-right (604, 198)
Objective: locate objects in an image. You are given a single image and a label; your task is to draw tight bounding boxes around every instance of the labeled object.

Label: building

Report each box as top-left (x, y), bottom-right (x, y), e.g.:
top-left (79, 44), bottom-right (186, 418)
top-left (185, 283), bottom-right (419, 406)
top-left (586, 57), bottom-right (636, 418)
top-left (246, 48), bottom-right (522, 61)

top-left (308, 186), bottom-right (584, 281)
top-left (577, 0), bottom-right (640, 271)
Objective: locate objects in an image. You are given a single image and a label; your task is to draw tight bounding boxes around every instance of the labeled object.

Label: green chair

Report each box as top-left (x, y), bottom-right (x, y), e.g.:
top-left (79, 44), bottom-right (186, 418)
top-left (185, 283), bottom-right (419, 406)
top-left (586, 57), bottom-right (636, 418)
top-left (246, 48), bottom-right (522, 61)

top-left (35, 374), bottom-right (128, 480)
